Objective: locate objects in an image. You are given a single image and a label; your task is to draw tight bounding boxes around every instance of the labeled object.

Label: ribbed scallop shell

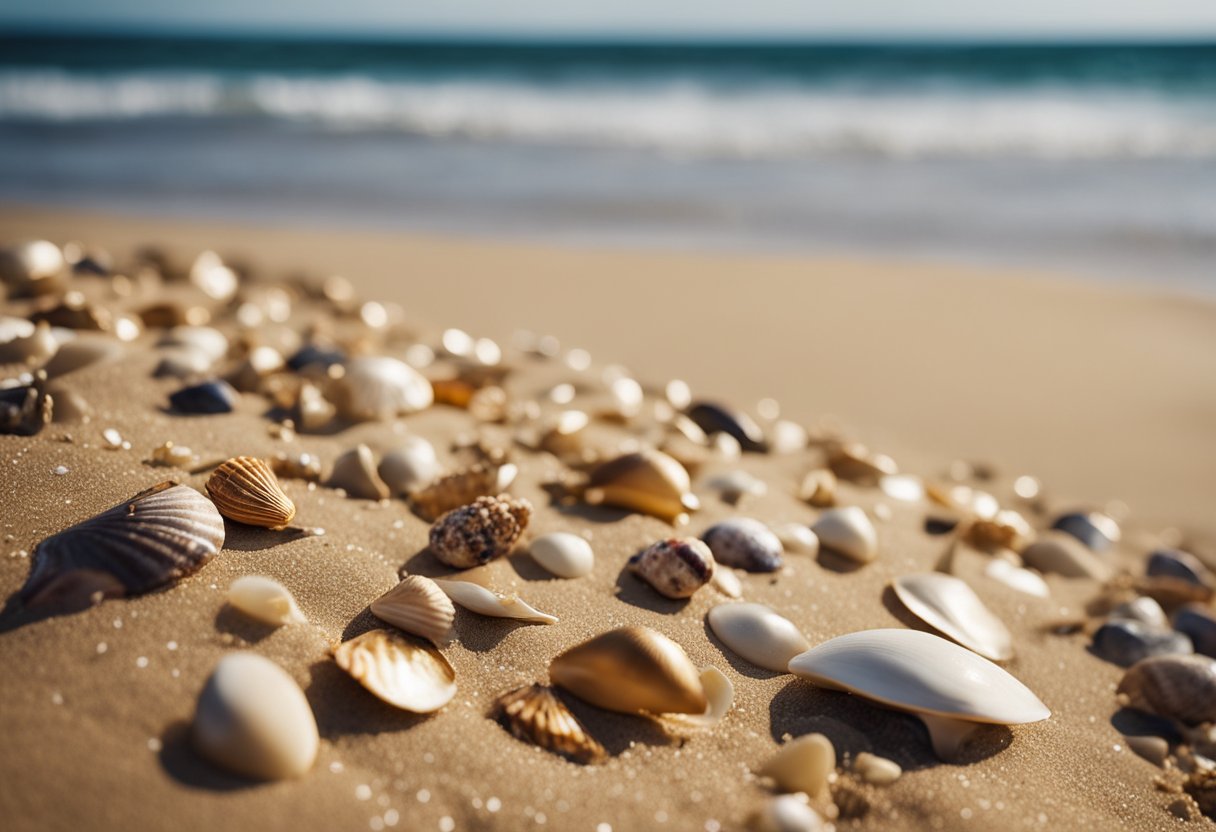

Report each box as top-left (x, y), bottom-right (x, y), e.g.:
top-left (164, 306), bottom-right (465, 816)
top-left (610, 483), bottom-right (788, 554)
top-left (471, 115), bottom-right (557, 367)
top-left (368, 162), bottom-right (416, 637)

top-left (333, 629), bottom-right (456, 713)
top-left (371, 575), bottom-right (456, 644)
top-left (584, 449), bottom-right (699, 524)
top-left (494, 684), bottom-right (606, 764)
top-left (1117, 654), bottom-right (1216, 725)
top-left (206, 456), bottom-right (296, 529)
top-left (21, 481), bottom-right (225, 608)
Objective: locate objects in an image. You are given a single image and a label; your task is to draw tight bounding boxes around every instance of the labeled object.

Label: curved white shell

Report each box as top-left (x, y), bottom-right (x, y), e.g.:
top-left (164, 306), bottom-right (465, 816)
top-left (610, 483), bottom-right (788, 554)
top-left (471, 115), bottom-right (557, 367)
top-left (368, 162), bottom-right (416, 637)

top-left (227, 576), bottom-right (307, 626)
top-left (707, 603), bottom-right (810, 673)
top-left (812, 507), bottom-right (877, 563)
top-left (432, 579), bottom-right (558, 625)
top-left (984, 558), bottom-right (1050, 599)
top-left (892, 573), bottom-right (1013, 661)
top-left (660, 667), bottom-right (734, 730)
top-left (772, 523), bottom-right (819, 556)
top-left (529, 532), bottom-right (594, 579)
top-left (711, 566), bottom-right (743, 599)
top-left (377, 436), bottom-right (441, 496)
top-left (333, 629), bottom-right (456, 713)
top-left (879, 474), bottom-right (926, 502)
top-left (329, 356), bottom-right (433, 421)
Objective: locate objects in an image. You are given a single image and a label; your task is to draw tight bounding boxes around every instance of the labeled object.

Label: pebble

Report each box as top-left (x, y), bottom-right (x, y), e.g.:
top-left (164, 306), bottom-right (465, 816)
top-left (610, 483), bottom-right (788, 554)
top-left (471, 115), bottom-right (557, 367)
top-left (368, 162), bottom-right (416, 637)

top-left (701, 518), bottom-right (783, 573)
top-left (854, 751), bottom-right (902, 785)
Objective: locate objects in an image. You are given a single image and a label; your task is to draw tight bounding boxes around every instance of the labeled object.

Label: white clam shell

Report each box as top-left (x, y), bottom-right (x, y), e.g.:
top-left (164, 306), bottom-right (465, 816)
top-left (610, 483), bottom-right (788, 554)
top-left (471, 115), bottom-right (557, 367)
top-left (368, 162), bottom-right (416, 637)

top-left (192, 652), bottom-right (319, 780)
top-left (660, 666), bottom-right (734, 729)
top-left (812, 507), bottom-right (877, 563)
top-left (758, 732), bottom-right (835, 797)
top-left (772, 523), bottom-right (819, 556)
top-left (227, 576), bottom-right (306, 626)
top-left (329, 356), bottom-right (433, 421)
top-left (893, 573), bottom-right (1013, 661)
top-left (377, 436), bottom-right (440, 496)
top-left (984, 558), bottom-right (1050, 599)
top-left (433, 579), bottom-right (558, 625)
top-left (529, 532), bottom-right (594, 579)
top-left (370, 575), bottom-right (456, 645)
top-left (333, 629), bottom-right (457, 713)
top-left (707, 603), bottom-right (810, 673)
top-left (751, 794), bottom-right (826, 832)
top-left (328, 444), bottom-right (390, 501)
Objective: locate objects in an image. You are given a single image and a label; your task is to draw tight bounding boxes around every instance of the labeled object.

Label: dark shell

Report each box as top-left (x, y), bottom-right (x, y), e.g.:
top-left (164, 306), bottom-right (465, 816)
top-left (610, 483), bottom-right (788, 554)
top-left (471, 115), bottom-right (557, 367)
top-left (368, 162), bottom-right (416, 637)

top-left (1148, 549), bottom-right (1212, 588)
top-left (701, 517), bottom-right (783, 573)
top-left (686, 401), bottom-right (767, 453)
top-left (21, 482), bottom-right (225, 610)
top-left (169, 379), bottom-right (238, 414)
top-left (1091, 620), bottom-right (1192, 667)
top-left (1174, 605), bottom-right (1216, 658)
top-left (0, 378), bottom-right (53, 436)
top-left (1117, 654), bottom-right (1216, 725)
top-left (1051, 511), bottom-right (1119, 552)
top-left (287, 344), bottom-right (345, 372)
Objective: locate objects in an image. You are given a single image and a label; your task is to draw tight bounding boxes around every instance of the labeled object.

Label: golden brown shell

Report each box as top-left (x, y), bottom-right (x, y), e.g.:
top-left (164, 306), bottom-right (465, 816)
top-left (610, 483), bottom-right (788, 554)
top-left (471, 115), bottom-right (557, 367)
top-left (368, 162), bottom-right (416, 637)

top-left (1117, 654), bottom-right (1216, 725)
top-left (583, 449), bottom-right (698, 524)
top-left (494, 684), bottom-right (606, 764)
top-left (206, 456), bottom-right (296, 529)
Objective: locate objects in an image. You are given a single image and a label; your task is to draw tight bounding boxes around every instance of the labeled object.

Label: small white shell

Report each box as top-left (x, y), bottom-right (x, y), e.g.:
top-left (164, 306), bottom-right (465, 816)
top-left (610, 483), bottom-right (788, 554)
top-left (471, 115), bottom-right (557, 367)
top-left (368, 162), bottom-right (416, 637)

top-left (432, 579), bottom-right (558, 625)
top-left (370, 575), bottom-right (456, 645)
top-left (159, 325), bottom-right (229, 363)
top-left (750, 794), bottom-right (826, 832)
top-left (660, 666), bottom-right (734, 730)
top-left (854, 752), bottom-right (902, 786)
top-left (378, 436), bottom-right (440, 496)
top-left (529, 532), bottom-right (594, 579)
top-left (333, 629), bottom-right (457, 713)
top-left (758, 732), bottom-right (835, 797)
top-left (984, 558), bottom-right (1050, 598)
top-left (812, 507), bottom-right (877, 563)
top-left (879, 474), bottom-right (926, 502)
top-left (328, 356), bottom-right (433, 421)
top-left (893, 573), bottom-right (1014, 661)
top-left (227, 576), bottom-right (306, 626)
top-left (772, 523), bottom-right (819, 556)
top-left (707, 603), bottom-right (810, 673)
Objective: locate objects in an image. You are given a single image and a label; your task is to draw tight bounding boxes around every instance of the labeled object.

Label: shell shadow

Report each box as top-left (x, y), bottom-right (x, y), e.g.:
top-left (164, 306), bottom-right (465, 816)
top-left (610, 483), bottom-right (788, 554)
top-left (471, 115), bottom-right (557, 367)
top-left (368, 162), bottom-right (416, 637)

top-left (213, 605), bottom-right (277, 644)
top-left (401, 547), bottom-right (454, 578)
top-left (539, 482), bottom-right (632, 526)
top-left (816, 548), bottom-right (867, 574)
top-left (157, 720), bottom-right (259, 791)
top-left (557, 691), bottom-right (680, 756)
top-left (1110, 707), bottom-right (1181, 743)
top-left (304, 659), bottom-right (433, 738)
top-left (701, 616), bottom-right (783, 681)
top-left (220, 523), bottom-right (310, 552)
top-left (506, 552), bottom-right (555, 582)
top-left (452, 609), bottom-right (545, 653)
top-left (340, 606), bottom-right (383, 642)
top-left (612, 567), bottom-right (690, 615)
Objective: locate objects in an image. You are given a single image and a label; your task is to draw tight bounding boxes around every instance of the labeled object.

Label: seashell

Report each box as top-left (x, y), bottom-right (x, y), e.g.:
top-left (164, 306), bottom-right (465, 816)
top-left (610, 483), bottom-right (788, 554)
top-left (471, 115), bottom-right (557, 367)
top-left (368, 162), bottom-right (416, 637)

top-left (749, 794), bottom-right (826, 832)
top-left (377, 436), bottom-right (440, 496)
top-left (411, 462), bottom-right (517, 521)
top-left (983, 558), bottom-right (1050, 598)
top-left (1110, 596), bottom-right (1168, 628)
top-left (963, 509), bottom-right (1033, 552)
top-left (169, 379), bottom-right (239, 415)
top-left (429, 495), bottom-right (532, 569)
top-left (46, 382), bottom-right (88, 423)
top-left (227, 575), bottom-right (306, 626)
top-left (892, 573), bottom-right (1013, 661)
top-left (529, 532), bottom-right (594, 579)
top-left (432, 579), bottom-right (557, 624)
top-left (328, 444), bottom-right (390, 500)
top-left (286, 343), bottom-right (345, 372)
top-left (192, 652), bottom-right (318, 780)
top-left (661, 667), bottom-right (734, 729)
top-left (788, 629), bottom-right (1050, 760)
top-left (1052, 510), bottom-right (1120, 551)
top-left (0, 240), bottom-right (65, 296)
top-left (332, 628), bottom-right (457, 713)
top-left (1132, 574), bottom-right (1214, 608)
top-left (537, 410), bottom-right (590, 459)
top-left (21, 482), bottom-right (225, 610)
top-left (206, 456), bottom-right (296, 529)
top-left (228, 346), bottom-right (284, 392)
top-left (758, 733), bottom-right (835, 797)
top-left (812, 507), bottom-right (877, 564)
top-left (1123, 734), bottom-right (1169, 767)
top-left (159, 326), bottom-right (229, 364)
top-left (879, 474), bottom-right (925, 503)
top-left (828, 442), bottom-right (898, 484)
top-left (707, 602), bottom-right (809, 673)
top-left (854, 752), bottom-right (902, 786)
top-left (0, 321), bottom-right (58, 366)
top-left (706, 469), bottom-right (767, 504)
top-left (327, 356), bottom-right (433, 421)
top-left (550, 626), bottom-right (707, 715)
top-left (1117, 654), bottom-right (1216, 725)
top-left (42, 335), bottom-right (122, 378)
top-left (798, 469), bottom-right (837, 508)
top-left (190, 251), bottom-right (238, 301)
top-left (1021, 532), bottom-right (1111, 580)
top-left (1148, 549), bottom-right (1212, 588)
top-left (711, 565), bottom-right (743, 599)
top-left (768, 420), bottom-right (808, 455)
top-left (628, 537), bottom-right (715, 599)
top-left (584, 449), bottom-right (699, 524)
top-left (1174, 605), bottom-right (1216, 658)
top-left (153, 347), bottom-right (212, 379)
top-left (271, 450), bottom-right (323, 482)
top-left (687, 401), bottom-right (767, 452)
top-left (0, 377), bottom-right (53, 436)
top-left (150, 441), bottom-right (195, 468)
top-left (1092, 620), bottom-right (1192, 667)
top-left (702, 518), bottom-right (784, 573)
top-left (371, 575), bottom-right (456, 644)
top-left (494, 684), bottom-right (606, 764)
top-left (772, 523), bottom-right (819, 556)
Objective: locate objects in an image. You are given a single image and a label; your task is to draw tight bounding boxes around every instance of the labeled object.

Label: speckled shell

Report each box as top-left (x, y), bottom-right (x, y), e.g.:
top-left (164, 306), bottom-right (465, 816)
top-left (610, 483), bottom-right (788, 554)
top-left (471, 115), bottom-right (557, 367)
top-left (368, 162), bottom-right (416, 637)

top-left (429, 495), bottom-right (532, 569)
top-left (702, 518), bottom-right (784, 573)
top-left (21, 481), bottom-right (225, 610)
top-left (1117, 654), bottom-right (1216, 725)
top-left (584, 449), bottom-right (699, 524)
top-left (494, 684), bottom-right (606, 764)
top-left (333, 629), bottom-right (457, 713)
top-left (371, 575), bottom-right (456, 644)
top-left (628, 537), bottom-right (715, 599)
top-left (206, 456), bottom-right (296, 529)
top-left (327, 355), bottom-right (433, 421)
top-left (411, 462), bottom-right (517, 521)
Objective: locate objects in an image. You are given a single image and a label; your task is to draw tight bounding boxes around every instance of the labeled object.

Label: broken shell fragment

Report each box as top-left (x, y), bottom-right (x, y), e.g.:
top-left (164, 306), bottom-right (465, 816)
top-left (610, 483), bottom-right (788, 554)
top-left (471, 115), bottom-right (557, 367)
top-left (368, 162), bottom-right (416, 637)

top-left (0, 377), bottom-right (53, 436)
top-left (371, 575), bottom-right (456, 645)
top-left (411, 462), bottom-right (517, 521)
top-left (429, 494), bottom-right (532, 569)
top-left (328, 444), bottom-right (390, 501)
top-left (206, 456), bottom-right (296, 529)
top-left (702, 518), bottom-right (784, 573)
top-left (1021, 532), bottom-right (1111, 580)
top-left (550, 626), bottom-right (707, 716)
top-left (432, 579), bottom-right (557, 624)
top-left (494, 684), bottom-right (606, 764)
top-left (584, 449), bottom-right (699, 524)
top-left (628, 537), bottom-right (715, 599)
top-left (1117, 654), bottom-right (1216, 725)
top-left (812, 507), bottom-right (877, 564)
top-left (169, 379), bottom-right (238, 415)
top-left (327, 356), bottom-right (433, 421)
top-left (687, 401), bottom-right (767, 452)
top-left (227, 575), bottom-right (306, 626)
top-left (378, 436), bottom-right (441, 497)
top-left (529, 532), bottom-right (594, 579)
top-left (661, 666), bottom-right (734, 730)
top-left (333, 629), bottom-right (457, 713)
top-left (758, 733), bottom-right (835, 797)
top-left (707, 603), bottom-right (810, 673)
top-left (892, 573), bottom-right (1014, 661)
top-left (711, 566), bottom-right (743, 599)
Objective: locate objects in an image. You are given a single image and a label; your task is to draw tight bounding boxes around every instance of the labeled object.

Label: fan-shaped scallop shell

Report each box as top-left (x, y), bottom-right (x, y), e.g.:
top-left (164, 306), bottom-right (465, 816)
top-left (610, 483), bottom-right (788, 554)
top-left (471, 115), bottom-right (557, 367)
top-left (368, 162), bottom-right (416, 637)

top-left (206, 456), bottom-right (296, 529)
top-left (1116, 654), bottom-right (1216, 725)
top-left (494, 684), bottom-right (607, 764)
top-left (583, 449), bottom-right (699, 524)
top-left (371, 575), bottom-right (456, 644)
top-left (333, 628), bottom-right (457, 713)
top-left (20, 482), bottom-right (225, 609)
top-left (411, 462), bottom-right (517, 521)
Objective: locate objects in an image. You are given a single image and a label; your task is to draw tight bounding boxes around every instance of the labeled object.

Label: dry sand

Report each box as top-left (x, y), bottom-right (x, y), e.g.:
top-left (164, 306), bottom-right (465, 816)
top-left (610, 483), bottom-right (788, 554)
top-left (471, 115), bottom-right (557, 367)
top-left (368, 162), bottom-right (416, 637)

top-left (1, 206), bottom-right (1215, 832)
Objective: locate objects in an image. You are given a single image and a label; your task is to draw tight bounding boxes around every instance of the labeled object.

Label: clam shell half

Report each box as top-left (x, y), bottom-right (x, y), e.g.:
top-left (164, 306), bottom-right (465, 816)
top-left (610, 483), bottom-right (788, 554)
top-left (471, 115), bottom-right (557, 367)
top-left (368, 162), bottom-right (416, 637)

top-left (892, 573), bottom-right (1013, 661)
top-left (333, 629), bottom-right (457, 713)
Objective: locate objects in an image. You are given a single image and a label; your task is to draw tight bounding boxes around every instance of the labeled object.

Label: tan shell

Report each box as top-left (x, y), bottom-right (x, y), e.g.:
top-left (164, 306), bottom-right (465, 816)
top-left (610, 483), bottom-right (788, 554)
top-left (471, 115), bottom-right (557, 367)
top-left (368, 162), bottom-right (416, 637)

top-left (494, 684), bottom-right (606, 764)
top-left (206, 456), bottom-right (296, 529)
top-left (227, 576), bottom-right (306, 626)
top-left (328, 444), bottom-right (390, 501)
top-left (411, 462), bottom-right (518, 521)
top-left (429, 495), bottom-right (532, 569)
top-left (798, 469), bottom-right (837, 508)
top-left (584, 449), bottom-right (699, 524)
top-left (333, 629), bottom-right (457, 713)
top-left (549, 626), bottom-right (707, 715)
top-left (758, 733), bottom-right (835, 797)
top-left (1117, 654), bottom-right (1216, 725)
top-left (371, 575), bottom-right (456, 644)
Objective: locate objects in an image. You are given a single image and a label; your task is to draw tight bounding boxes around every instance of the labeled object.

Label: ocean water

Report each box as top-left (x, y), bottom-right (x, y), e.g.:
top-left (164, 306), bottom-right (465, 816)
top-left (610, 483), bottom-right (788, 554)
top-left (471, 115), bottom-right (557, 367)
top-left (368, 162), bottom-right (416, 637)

top-left (1, 34), bottom-right (1215, 292)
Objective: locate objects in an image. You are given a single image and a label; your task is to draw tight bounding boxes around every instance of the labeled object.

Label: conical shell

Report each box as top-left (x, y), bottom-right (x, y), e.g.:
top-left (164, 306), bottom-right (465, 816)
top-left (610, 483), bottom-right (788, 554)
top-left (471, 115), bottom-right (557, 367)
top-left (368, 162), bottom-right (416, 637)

top-left (494, 684), bottom-right (606, 764)
top-left (549, 626), bottom-right (707, 715)
top-left (371, 575), bottom-right (456, 644)
top-left (584, 449), bottom-right (699, 524)
top-left (411, 462), bottom-right (517, 521)
top-left (707, 603), bottom-right (810, 673)
top-left (378, 436), bottom-right (441, 496)
top-left (812, 507), bottom-right (877, 564)
top-left (21, 482), bottom-right (225, 609)
top-left (1117, 654), bottom-right (1216, 725)
top-left (328, 356), bottom-right (433, 421)
top-left (432, 579), bottom-right (557, 624)
top-left (333, 629), bottom-right (457, 713)
top-left (206, 456), bottom-right (296, 529)
top-left (227, 575), bottom-right (306, 626)
top-left (892, 573), bottom-right (1014, 661)
top-left (328, 444), bottom-right (390, 501)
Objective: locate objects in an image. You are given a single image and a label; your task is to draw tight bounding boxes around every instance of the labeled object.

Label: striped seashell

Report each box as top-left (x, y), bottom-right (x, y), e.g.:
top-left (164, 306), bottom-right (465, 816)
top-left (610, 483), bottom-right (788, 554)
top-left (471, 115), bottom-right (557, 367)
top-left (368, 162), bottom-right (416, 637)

top-left (371, 575), bottom-right (456, 645)
top-left (494, 684), bottom-right (607, 764)
top-left (333, 629), bottom-right (457, 713)
top-left (206, 456), bottom-right (296, 529)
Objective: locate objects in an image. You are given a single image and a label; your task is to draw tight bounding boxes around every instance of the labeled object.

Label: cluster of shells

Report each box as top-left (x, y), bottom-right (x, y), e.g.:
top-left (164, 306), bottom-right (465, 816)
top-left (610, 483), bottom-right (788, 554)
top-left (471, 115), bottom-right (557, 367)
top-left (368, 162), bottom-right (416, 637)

top-left (5, 237), bottom-right (1216, 829)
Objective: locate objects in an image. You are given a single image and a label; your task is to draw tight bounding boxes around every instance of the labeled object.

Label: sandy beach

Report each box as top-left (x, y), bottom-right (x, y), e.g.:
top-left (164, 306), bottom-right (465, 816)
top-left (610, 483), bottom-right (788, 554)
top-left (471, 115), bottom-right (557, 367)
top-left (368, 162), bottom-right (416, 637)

top-left (2, 206), bottom-right (1216, 832)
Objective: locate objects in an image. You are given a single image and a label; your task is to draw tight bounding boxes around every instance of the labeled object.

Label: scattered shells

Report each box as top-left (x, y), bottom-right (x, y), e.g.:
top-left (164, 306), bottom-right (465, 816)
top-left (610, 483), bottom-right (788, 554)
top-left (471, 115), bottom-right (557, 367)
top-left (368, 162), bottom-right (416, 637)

top-left (1052, 510), bottom-right (1120, 551)
top-left (702, 518), bottom-right (784, 573)
top-left (687, 401), bottom-right (767, 452)
top-left (1148, 549), bottom-right (1212, 588)
top-left (494, 684), bottom-right (606, 764)
top-left (1117, 654), bottom-right (1216, 725)
top-left (206, 456), bottom-right (296, 529)
top-left (192, 652), bottom-right (318, 780)
top-left (169, 379), bottom-right (238, 415)
top-left (893, 573), bottom-right (1014, 661)
top-left (628, 537), bottom-right (715, 599)
top-left (429, 495), bottom-right (532, 569)
top-left (812, 507), bottom-right (877, 564)
top-left (854, 752), bottom-right (902, 786)
top-left (772, 523), bottom-right (819, 556)
top-left (370, 575), bottom-right (456, 645)
top-left (328, 444), bottom-right (390, 501)
top-left (1174, 605), bottom-right (1216, 658)
top-left (21, 482), bottom-right (225, 610)
top-left (549, 626), bottom-right (707, 715)
top-left (758, 733), bottom-right (835, 797)
top-left (1092, 620), bottom-right (1192, 667)
top-left (327, 356), bottom-right (433, 421)
top-left (983, 558), bottom-right (1050, 598)
top-left (707, 603), bottom-right (809, 673)
top-left (227, 575), bottom-right (306, 626)
top-left (1021, 532), bottom-right (1111, 580)
top-left (333, 629), bottom-right (457, 713)
top-left (411, 462), bottom-right (517, 521)
top-left (0, 377), bottom-right (53, 436)
top-left (529, 532), bottom-right (594, 579)
top-left (583, 449), bottom-right (699, 524)
top-left (433, 579), bottom-right (557, 625)
top-left (798, 469), bottom-right (837, 508)
top-left (378, 436), bottom-right (441, 496)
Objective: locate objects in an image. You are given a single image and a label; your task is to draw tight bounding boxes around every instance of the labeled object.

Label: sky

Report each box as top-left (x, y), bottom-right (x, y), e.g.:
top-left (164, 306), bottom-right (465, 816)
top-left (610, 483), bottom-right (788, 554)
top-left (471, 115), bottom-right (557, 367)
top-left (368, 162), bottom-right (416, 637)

top-left (4, 0), bottom-right (1216, 39)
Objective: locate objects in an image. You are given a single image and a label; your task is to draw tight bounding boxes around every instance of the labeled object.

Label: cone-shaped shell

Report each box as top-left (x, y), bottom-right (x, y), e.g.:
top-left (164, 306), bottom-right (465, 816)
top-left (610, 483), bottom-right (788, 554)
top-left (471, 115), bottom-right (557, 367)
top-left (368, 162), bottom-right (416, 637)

top-left (892, 573), bottom-right (1013, 661)
top-left (494, 684), bottom-right (607, 764)
top-left (432, 579), bottom-right (557, 624)
top-left (328, 356), bottom-right (433, 421)
top-left (206, 456), bottom-right (296, 529)
top-left (550, 626), bottom-right (707, 715)
top-left (21, 482), bottom-right (225, 609)
top-left (333, 629), bottom-right (457, 713)
top-left (371, 575), bottom-right (456, 644)
top-left (584, 449), bottom-right (699, 524)
top-left (328, 444), bottom-right (390, 501)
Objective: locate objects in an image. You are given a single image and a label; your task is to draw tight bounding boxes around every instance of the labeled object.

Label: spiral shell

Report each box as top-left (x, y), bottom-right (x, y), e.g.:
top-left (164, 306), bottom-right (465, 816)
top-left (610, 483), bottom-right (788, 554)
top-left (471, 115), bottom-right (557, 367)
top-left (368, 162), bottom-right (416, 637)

top-left (429, 495), bottom-right (532, 569)
top-left (206, 456), bottom-right (296, 529)
top-left (371, 575), bottom-right (456, 644)
top-left (628, 537), bottom-right (715, 599)
top-left (494, 684), bottom-right (606, 764)
top-left (1117, 654), bottom-right (1216, 725)
top-left (411, 462), bottom-right (517, 521)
